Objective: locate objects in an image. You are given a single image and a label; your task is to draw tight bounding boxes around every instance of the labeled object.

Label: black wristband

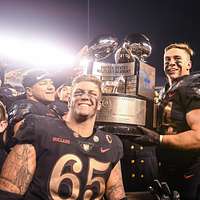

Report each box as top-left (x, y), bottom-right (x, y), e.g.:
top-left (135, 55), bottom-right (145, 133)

top-left (0, 189), bottom-right (23, 200)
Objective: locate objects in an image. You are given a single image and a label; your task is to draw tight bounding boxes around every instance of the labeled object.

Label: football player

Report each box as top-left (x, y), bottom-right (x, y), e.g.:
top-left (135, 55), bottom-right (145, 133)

top-left (0, 74), bottom-right (126, 200)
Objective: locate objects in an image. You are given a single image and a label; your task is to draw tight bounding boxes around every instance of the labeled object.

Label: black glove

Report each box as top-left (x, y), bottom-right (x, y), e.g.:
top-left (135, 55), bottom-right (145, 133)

top-left (149, 179), bottom-right (180, 200)
top-left (132, 126), bottom-right (161, 146)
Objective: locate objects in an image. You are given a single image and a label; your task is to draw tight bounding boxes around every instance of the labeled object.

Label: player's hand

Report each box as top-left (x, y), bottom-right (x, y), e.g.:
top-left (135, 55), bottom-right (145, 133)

top-left (132, 126), bottom-right (161, 146)
top-left (149, 180), bottom-right (180, 200)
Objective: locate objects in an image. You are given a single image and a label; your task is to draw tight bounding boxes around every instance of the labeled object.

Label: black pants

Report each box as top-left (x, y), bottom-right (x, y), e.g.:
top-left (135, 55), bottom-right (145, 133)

top-left (159, 165), bottom-right (200, 200)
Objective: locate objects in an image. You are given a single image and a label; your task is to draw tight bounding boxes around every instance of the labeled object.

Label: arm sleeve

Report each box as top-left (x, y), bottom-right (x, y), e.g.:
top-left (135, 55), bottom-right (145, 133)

top-left (14, 115), bottom-right (42, 156)
top-left (111, 135), bottom-right (124, 166)
top-left (179, 85), bottom-right (200, 113)
top-left (15, 115), bottom-right (36, 144)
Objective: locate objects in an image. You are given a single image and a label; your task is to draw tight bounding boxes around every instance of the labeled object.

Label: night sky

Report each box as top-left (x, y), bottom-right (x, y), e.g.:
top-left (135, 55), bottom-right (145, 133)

top-left (0, 0), bottom-right (199, 86)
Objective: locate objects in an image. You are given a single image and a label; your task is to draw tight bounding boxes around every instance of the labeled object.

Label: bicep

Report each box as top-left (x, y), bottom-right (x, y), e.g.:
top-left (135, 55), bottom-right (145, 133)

top-left (105, 161), bottom-right (126, 200)
top-left (186, 109), bottom-right (200, 131)
top-left (0, 144), bottom-right (36, 195)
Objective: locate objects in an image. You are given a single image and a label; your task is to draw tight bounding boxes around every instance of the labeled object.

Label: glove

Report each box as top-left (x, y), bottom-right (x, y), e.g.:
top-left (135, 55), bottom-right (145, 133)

top-left (132, 126), bottom-right (161, 146)
top-left (149, 179), bottom-right (180, 200)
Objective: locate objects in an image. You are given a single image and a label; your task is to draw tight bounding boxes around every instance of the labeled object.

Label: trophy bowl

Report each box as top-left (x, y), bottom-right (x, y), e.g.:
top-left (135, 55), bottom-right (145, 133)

top-left (88, 34), bottom-right (119, 61)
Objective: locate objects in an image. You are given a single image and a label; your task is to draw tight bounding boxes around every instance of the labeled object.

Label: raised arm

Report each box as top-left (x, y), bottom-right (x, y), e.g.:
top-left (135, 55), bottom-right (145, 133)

top-left (0, 144), bottom-right (36, 196)
top-left (105, 161), bottom-right (126, 200)
top-left (163, 108), bottom-right (200, 149)
top-left (134, 108), bottom-right (200, 150)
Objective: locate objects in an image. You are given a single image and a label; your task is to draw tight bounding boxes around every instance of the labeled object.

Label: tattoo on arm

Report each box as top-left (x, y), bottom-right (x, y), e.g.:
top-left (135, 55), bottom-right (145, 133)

top-left (0, 144), bottom-right (36, 195)
top-left (106, 161), bottom-right (126, 200)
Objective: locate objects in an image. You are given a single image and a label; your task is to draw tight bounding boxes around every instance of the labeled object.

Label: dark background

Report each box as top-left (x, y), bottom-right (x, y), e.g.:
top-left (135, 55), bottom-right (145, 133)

top-left (0, 0), bottom-right (199, 86)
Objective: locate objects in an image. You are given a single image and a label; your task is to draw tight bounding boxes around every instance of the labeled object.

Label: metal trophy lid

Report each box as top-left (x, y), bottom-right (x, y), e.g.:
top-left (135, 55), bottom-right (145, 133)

top-left (87, 34), bottom-right (119, 61)
top-left (124, 33), bottom-right (152, 61)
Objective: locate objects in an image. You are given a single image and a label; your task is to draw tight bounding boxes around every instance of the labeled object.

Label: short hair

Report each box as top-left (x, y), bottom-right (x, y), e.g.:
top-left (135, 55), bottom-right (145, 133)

top-left (0, 101), bottom-right (7, 121)
top-left (55, 84), bottom-right (71, 100)
top-left (72, 74), bottom-right (102, 95)
top-left (164, 43), bottom-right (194, 60)
top-left (57, 83), bottom-right (71, 93)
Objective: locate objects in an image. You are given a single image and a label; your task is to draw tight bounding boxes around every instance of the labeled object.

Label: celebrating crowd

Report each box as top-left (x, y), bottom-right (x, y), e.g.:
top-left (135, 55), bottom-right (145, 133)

top-left (0, 42), bottom-right (199, 200)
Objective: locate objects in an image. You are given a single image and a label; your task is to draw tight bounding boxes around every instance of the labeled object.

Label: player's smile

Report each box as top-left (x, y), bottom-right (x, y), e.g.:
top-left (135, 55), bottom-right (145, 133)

top-left (78, 101), bottom-right (92, 106)
top-left (70, 81), bottom-right (101, 120)
top-left (75, 97), bottom-right (96, 114)
top-left (164, 48), bottom-right (191, 81)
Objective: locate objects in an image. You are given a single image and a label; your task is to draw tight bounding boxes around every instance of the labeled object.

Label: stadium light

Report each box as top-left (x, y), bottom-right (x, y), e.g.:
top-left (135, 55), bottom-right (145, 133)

top-left (0, 33), bottom-right (75, 70)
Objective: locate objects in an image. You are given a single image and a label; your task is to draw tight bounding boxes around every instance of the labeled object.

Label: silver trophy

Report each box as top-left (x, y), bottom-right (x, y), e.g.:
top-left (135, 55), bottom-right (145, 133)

top-left (123, 33), bottom-right (152, 62)
top-left (114, 47), bottom-right (135, 64)
top-left (85, 35), bottom-right (119, 74)
top-left (87, 34), bottom-right (119, 61)
top-left (85, 34), bottom-right (155, 127)
top-left (93, 34), bottom-right (155, 127)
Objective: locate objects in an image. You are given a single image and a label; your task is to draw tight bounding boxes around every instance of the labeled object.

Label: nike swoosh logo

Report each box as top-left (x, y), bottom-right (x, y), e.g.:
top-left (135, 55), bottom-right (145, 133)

top-left (184, 174), bottom-right (194, 179)
top-left (100, 147), bottom-right (110, 153)
top-left (36, 74), bottom-right (47, 80)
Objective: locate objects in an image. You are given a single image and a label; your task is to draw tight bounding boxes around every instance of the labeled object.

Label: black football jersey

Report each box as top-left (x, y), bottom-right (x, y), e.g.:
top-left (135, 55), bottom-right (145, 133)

top-left (48, 100), bottom-right (69, 119)
top-left (158, 73), bottom-right (200, 134)
top-left (0, 85), bottom-right (25, 109)
top-left (5, 99), bottom-right (56, 151)
top-left (8, 99), bottom-right (52, 125)
top-left (15, 115), bottom-right (123, 200)
top-left (157, 73), bottom-right (200, 174)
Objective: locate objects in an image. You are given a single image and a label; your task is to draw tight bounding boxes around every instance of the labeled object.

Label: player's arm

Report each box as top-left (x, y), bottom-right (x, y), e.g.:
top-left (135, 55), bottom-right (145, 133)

top-left (105, 161), bottom-right (126, 200)
top-left (0, 144), bottom-right (36, 198)
top-left (163, 108), bottom-right (200, 149)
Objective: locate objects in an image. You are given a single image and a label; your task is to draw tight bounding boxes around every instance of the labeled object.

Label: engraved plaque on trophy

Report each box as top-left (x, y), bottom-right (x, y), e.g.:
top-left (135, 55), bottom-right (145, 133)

top-left (96, 95), bottom-right (146, 125)
top-left (137, 62), bottom-right (156, 100)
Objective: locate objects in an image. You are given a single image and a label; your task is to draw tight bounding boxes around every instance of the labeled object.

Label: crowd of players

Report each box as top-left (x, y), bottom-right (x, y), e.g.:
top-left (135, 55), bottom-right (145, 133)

top-left (0, 42), bottom-right (199, 200)
top-left (0, 70), bottom-right (128, 200)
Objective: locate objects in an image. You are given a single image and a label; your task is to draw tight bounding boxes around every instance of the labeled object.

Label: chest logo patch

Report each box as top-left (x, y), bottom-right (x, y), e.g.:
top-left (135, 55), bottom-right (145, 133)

top-left (106, 135), bottom-right (112, 144)
top-left (93, 135), bottom-right (99, 143)
top-left (79, 142), bottom-right (94, 152)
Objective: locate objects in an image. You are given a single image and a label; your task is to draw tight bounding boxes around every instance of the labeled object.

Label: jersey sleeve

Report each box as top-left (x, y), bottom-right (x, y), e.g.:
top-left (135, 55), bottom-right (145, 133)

top-left (179, 74), bottom-right (200, 113)
top-left (8, 100), bottom-right (36, 126)
top-left (14, 114), bottom-right (43, 156)
top-left (111, 134), bottom-right (124, 166)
